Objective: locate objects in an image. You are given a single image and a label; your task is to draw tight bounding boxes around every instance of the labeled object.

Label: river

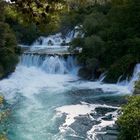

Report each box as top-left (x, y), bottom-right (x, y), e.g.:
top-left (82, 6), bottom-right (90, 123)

top-left (0, 33), bottom-right (135, 140)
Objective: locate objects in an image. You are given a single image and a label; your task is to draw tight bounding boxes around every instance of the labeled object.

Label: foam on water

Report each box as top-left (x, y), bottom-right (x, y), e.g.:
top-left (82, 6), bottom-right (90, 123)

top-left (87, 110), bottom-right (118, 140)
top-left (30, 28), bottom-right (81, 51)
top-left (56, 102), bottom-right (119, 138)
top-left (0, 65), bottom-right (78, 100)
top-left (20, 54), bottom-right (79, 75)
top-left (70, 81), bottom-right (131, 94)
top-left (0, 54), bottom-right (130, 139)
top-left (1, 31), bottom-right (140, 139)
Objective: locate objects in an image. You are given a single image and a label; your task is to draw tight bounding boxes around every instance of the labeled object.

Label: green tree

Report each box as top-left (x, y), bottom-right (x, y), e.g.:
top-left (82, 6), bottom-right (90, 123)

top-left (0, 0), bottom-right (18, 78)
top-left (67, 0), bottom-right (140, 82)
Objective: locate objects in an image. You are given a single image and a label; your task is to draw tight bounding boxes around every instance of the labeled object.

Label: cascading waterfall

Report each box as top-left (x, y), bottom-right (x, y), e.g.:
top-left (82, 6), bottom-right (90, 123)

top-left (116, 63), bottom-right (140, 91)
top-left (1, 31), bottom-right (140, 140)
top-left (20, 54), bottom-right (78, 75)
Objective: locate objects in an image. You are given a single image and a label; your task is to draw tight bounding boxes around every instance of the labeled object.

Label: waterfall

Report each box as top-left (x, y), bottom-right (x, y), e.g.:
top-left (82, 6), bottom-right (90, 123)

top-left (20, 54), bottom-right (78, 75)
top-left (19, 28), bottom-right (82, 76)
top-left (116, 63), bottom-right (140, 92)
top-left (128, 63), bottom-right (140, 91)
top-left (0, 31), bottom-right (132, 140)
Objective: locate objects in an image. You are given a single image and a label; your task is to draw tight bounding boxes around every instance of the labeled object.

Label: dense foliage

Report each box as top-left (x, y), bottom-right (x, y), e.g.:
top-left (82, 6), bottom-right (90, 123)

top-left (60, 0), bottom-right (140, 82)
top-left (117, 96), bottom-right (140, 140)
top-left (0, 0), bottom-right (18, 78)
top-left (8, 0), bottom-right (65, 25)
top-left (4, 0), bottom-right (67, 45)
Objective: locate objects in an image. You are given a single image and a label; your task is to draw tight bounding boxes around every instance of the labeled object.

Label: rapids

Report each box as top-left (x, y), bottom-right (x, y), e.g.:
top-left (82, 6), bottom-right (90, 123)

top-left (0, 33), bottom-right (138, 140)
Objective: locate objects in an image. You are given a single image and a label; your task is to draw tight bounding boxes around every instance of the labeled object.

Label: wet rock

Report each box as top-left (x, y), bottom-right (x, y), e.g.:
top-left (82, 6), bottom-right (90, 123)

top-left (61, 40), bottom-right (67, 46)
top-left (48, 40), bottom-right (54, 46)
top-left (70, 115), bottom-right (99, 137)
top-left (95, 124), bottom-right (119, 140)
top-left (102, 114), bottom-right (113, 121)
top-left (95, 107), bottom-right (117, 116)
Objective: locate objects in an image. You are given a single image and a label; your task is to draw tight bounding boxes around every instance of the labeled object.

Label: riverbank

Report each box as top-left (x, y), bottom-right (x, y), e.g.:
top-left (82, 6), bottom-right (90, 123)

top-left (0, 96), bottom-right (10, 140)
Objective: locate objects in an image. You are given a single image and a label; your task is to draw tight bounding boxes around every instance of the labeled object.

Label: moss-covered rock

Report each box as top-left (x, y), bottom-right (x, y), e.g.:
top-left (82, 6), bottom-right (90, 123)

top-left (0, 96), bottom-right (4, 105)
top-left (0, 135), bottom-right (8, 140)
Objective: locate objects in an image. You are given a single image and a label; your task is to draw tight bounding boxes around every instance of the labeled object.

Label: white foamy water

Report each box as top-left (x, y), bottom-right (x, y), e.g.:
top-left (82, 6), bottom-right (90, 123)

top-left (29, 27), bottom-right (82, 51)
top-left (128, 63), bottom-right (140, 91)
top-left (20, 54), bottom-right (79, 75)
top-left (0, 54), bottom-right (135, 140)
top-left (1, 31), bottom-right (139, 139)
top-left (87, 109), bottom-right (119, 140)
top-left (56, 102), bottom-right (119, 135)
top-left (71, 81), bottom-right (131, 95)
top-left (0, 65), bottom-right (78, 100)
top-left (116, 63), bottom-right (140, 92)
top-left (30, 33), bottom-right (68, 51)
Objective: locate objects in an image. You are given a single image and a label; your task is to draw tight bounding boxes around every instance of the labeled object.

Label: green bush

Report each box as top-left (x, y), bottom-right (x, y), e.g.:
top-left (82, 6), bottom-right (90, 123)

top-left (117, 96), bottom-right (140, 140)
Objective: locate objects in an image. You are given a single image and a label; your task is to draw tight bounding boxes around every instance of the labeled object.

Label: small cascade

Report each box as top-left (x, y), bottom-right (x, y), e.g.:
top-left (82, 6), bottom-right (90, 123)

top-left (29, 26), bottom-right (83, 51)
top-left (19, 29), bottom-right (82, 75)
top-left (31, 33), bottom-right (65, 50)
top-left (128, 63), bottom-right (140, 91)
top-left (116, 64), bottom-right (140, 91)
top-left (20, 54), bottom-right (78, 75)
top-left (98, 72), bottom-right (107, 82)
top-left (117, 76), bottom-right (129, 86)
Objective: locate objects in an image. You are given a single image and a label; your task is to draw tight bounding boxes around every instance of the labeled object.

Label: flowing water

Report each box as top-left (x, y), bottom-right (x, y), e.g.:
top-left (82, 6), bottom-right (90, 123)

top-left (0, 34), bottom-right (138, 140)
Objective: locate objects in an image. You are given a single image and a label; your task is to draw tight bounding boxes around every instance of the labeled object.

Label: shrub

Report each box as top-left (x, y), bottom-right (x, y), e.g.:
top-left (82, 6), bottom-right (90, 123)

top-left (117, 96), bottom-right (140, 140)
